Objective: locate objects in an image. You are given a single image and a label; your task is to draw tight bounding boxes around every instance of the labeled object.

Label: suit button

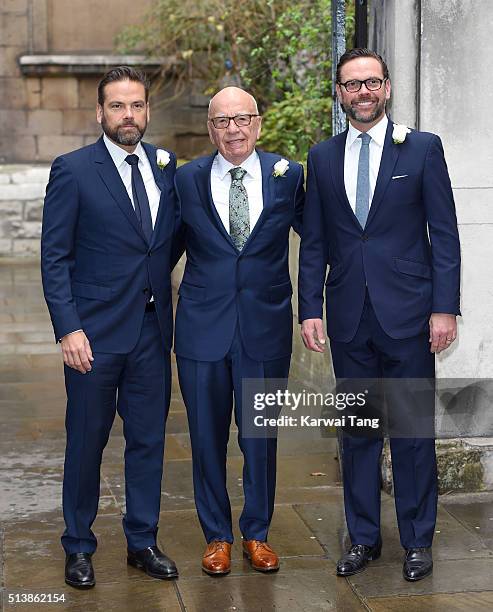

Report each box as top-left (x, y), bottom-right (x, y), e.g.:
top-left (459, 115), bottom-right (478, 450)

top-left (362, 234), bottom-right (369, 242)
top-left (147, 250), bottom-right (152, 257)
top-left (143, 288), bottom-right (149, 294)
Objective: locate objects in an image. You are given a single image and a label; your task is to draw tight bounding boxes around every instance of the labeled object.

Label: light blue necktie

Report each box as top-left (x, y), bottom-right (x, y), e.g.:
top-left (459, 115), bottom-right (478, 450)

top-left (355, 132), bottom-right (371, 229)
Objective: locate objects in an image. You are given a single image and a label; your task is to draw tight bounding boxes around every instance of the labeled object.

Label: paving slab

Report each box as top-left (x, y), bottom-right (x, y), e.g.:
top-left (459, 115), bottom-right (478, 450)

top-left (441, 491), bottom-right (493, 551)
top-left (367, 591), bottom-right (493, 611)
top-left (349, 557), bottom-right (493, 598)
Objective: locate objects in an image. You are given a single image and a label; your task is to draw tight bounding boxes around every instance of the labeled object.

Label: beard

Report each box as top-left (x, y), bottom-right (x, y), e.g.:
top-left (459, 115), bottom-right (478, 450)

top-left (101, 114), bottom-right (147, 146)
top-left (341, 96), bottom-right (386, 124)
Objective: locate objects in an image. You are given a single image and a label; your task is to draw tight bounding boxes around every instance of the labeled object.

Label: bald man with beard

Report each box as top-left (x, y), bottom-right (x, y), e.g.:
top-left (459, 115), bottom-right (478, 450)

top-left (174, 87), bottom-right (305, 575)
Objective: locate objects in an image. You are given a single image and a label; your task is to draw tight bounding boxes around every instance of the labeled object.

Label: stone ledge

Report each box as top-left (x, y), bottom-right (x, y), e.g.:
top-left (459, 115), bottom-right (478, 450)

top-left (0, 165), bottom-right (50, 184)
top-left (18, 54), bottom-right (178, 76)
top-left (382, 438), bottom-right (493, 495)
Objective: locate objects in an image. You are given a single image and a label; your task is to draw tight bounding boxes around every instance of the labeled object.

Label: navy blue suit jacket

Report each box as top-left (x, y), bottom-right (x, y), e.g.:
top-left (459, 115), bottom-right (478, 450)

top-left (41, 136), bottom-right (179, 353)
top-left (298, 119), bottom-right (461, 342)
top-left (174, 150), bottom-right (304, 362)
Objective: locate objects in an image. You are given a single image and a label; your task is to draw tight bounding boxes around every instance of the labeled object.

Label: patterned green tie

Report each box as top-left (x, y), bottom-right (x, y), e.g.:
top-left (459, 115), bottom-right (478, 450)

top-left (229, 166), bottom-right (250, 250)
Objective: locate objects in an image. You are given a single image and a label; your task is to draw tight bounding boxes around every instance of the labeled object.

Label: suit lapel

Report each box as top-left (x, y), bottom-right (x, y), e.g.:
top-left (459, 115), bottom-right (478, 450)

top-left (330, 130), bottom-right (363, 231)
top-left (366, 119), bottom-right (400, 227)
top-left (141, 142), bottom-right (168, 246)
top-left (142, 142), bottom-right (164, 190)
top-left (195, 153), bottom-right (237, 250)
top-left (241, 149), bottom-right (276, 251)
top-left (93, 137), bottom-right (147, 244)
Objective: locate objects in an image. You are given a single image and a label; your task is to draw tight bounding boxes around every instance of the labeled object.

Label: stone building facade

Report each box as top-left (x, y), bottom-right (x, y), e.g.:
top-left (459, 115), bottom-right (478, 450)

top-left (0, 0), bottom-right (213, 257)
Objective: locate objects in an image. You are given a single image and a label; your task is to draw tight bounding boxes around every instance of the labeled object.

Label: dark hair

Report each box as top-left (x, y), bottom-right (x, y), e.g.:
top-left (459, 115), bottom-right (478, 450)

top-left (336, 48), bottom-right (389, 83)
top-left (97, 66), bottom-right (150, 105)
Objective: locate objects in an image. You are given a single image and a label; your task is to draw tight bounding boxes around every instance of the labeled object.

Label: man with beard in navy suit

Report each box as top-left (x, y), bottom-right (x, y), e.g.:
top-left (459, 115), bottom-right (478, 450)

top-left (42, 67), bottom-right (180, 588)
top-left (174, 87), bottom-right (304, 575)
top-left (299, 49), bottom-right (460, 582)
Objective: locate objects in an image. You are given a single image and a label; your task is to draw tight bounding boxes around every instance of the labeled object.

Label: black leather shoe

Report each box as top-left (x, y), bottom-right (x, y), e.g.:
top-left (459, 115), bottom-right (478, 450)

top-left (65, 553), bottom-right (95, 588)
top-left (403, 547), bottom-right (433, 581)
top-left (336, 542), bottom-right (381, 577)
top-left (127, 546), bottom-right (178, 580)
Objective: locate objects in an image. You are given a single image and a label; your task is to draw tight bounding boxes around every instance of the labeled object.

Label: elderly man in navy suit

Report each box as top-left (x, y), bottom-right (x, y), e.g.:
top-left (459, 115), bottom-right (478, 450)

top-left (174, 87), bottom-right (304, 575)
top-left (42, 67), bottom-right (180, 588)
top-left (299, 49), bottom-right (461, 582)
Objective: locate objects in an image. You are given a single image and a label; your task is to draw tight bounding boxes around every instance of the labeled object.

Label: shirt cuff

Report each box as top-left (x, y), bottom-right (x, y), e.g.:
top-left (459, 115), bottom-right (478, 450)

top-left (59, 329), bottom-right (83, 342)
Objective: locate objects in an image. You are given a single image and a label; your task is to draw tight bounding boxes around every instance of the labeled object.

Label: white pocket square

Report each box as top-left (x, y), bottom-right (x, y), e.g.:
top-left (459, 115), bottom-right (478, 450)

top-left (392, 174), bottom-right (408, 180)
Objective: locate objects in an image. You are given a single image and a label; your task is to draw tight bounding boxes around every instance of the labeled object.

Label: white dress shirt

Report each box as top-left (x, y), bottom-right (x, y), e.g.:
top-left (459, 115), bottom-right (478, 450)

top-left (344, 114), bottom-right (388, 213)
top-left (103, 134), bottom-right (161, 228)
top-left (210, 150), bottom-right (264, 233)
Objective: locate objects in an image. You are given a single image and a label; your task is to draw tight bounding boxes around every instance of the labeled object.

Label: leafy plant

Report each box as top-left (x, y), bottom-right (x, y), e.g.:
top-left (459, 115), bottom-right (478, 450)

top-left (116, 0), bottom-right (355, 160)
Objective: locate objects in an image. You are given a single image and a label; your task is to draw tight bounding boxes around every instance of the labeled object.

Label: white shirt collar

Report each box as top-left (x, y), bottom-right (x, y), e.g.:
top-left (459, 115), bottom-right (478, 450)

top-left (347, 114), bottom-right (388, 149)
top-left (103, 133), bottom-right (145, 168)
top-left (215, 149), bottom-right (261, 180)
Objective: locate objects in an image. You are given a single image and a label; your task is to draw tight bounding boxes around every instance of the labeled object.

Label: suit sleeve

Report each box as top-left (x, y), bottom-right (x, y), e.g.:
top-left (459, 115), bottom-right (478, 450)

top-left (171, 170), bottom-right (186, 270)
top-left (41, 156), bottom-right (82, 341)
top-left (298, 151), bottom-right (329, 322)
top-left (422, 135), bottom-right (461, 314)
top-left (291, 163), bottom-right (305, 237)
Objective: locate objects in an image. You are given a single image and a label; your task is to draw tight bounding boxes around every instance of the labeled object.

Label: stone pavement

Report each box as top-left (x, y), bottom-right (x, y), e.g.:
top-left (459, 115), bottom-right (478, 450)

top-left (1, 261), bottom-right (493, 611)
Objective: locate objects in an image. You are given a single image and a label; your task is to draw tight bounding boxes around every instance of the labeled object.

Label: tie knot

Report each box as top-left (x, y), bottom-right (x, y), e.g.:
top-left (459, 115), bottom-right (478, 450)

top-left (125, 154), bottom-right (139, 166)
top-left (230, 167), bottom-right (246, 182)
top-left (359, 132), bottom-right (371, 146)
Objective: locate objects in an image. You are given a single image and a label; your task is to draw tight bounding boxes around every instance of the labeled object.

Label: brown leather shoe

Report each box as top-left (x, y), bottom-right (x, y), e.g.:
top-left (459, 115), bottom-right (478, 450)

top-left (242, 540), bottom-right (280, 572)
top-left (202, 541), bottom-right (231, 575)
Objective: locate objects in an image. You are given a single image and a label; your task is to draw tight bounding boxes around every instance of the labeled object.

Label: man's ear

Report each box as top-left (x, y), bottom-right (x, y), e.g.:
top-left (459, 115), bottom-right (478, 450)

top-left (385, 78), bottom-right (391, 101)
top-left (335, 83), bottom-right (343, 104)
top-left (207, 121), bottom-right (215, 146)
top-left (96, 104), bottom-right (103, 125)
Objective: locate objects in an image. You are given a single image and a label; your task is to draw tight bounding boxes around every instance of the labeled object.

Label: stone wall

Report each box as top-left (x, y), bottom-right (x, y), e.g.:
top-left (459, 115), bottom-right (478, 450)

top-left (0, 0), bottom-right (211, 163)
top-left (0, 0), bottom-right (213, 258)
top-left (0, 165), bottom-right (48, 257)
top-left (370, 0), bottom-right (493, 492)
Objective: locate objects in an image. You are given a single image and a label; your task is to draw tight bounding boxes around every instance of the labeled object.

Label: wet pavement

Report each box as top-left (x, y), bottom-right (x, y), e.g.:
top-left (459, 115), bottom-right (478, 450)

top-left (1, 261), bottom-right (493, 611)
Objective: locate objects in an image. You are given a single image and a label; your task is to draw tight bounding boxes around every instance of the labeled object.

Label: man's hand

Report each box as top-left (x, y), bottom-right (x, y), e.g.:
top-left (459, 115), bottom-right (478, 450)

top-left (429, 313), bottom-right (457, 354)
top-left (301, 318), bottom-right (326, 353)
top-left (60, 331), bottom-right (94, 373)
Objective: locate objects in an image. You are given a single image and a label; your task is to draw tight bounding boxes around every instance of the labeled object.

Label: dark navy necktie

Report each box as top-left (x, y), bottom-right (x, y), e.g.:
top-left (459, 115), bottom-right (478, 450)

top-left (125, 154), bottom-right (153, 243)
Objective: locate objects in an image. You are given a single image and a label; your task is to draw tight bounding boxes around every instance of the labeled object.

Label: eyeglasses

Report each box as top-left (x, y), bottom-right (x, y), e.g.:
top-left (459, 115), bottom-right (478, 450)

top-left (209, 114), bottom-right (259, 129)
top-left (338, 77), bottom-right (387, 93)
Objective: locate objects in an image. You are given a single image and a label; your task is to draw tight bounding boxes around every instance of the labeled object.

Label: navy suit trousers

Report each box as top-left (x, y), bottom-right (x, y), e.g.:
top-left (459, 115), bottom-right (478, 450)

top-left (177, 327), bottom-right (290, 544)
top-left (330, 292), bottom-right (437, 549)
top-left (61, 310), bottom-right (171, 554)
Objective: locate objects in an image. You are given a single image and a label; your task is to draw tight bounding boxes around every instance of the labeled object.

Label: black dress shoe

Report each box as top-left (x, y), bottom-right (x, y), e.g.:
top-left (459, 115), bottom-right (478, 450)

top-left (403, 547), bottom-right (433, 581)
top-left (336, 542), bottom-right (381, 577)
top-left (127, 545), bottom-right (178, 580)
top-left (65, 553), bottom-right (95, 589)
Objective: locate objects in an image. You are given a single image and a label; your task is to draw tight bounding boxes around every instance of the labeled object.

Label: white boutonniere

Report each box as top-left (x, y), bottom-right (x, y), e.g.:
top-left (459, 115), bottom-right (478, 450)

top-left (273, 158), bottom-right (289, 177)
top-left (156, 149), bottom-right (170, 170)
top-left (392, 124), bottom-right (411, 144)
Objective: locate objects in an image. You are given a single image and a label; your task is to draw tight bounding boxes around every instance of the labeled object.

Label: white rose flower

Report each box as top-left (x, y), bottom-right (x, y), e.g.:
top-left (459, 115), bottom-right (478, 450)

top-left (273, 158), bottom-right (289, 177)
top-left (392, 124), bottom-right (411, 144)
top-left (156, 149), bottom-right (170, 169)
